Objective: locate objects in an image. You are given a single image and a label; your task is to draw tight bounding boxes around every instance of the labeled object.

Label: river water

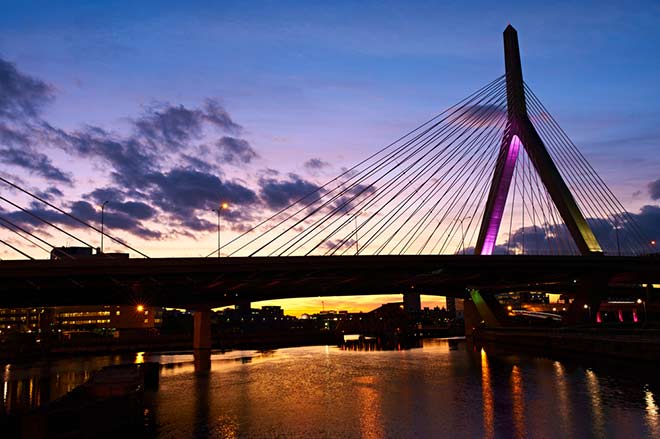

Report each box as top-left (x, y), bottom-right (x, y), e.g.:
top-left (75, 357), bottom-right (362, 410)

top-left (2, 338), bottom-right (660, 438)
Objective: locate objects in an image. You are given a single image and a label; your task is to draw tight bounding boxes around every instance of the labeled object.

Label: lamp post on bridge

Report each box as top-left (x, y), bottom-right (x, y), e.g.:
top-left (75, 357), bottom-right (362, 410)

top-left (614, 223), bottom-right (622, 256)
top-left (457, 216), bottom-right (471, 255)
top-left (100, 201), bottom-right (108, 253)
top-left (637, 298), bottom-right (647, 324)
top-left (212, 202), bottom-right (229, 258)
top-left (353, 210), bottom-right (368, 255)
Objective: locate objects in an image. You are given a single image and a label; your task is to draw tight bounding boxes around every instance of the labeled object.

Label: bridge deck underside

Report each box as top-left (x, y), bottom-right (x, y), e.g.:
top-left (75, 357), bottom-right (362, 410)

top-left (0, 255), bottom-right (656, 308)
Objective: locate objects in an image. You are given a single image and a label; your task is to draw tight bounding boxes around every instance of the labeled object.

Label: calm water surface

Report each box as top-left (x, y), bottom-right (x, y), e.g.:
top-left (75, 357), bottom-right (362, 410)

top-left (3, 339), bottom-right (660, 438)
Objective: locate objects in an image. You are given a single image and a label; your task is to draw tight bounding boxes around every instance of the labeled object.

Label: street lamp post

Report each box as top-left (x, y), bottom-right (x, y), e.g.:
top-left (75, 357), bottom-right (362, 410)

top-left (353, 210), bottom-right (368, 255)
top-left (457, 216), bottom-right (471, 255)
top-left (583, 303), bottom-right (591, 322)
top-left (637, 298), bottom-right (647, 323)
top-left (100, 201), bottom-right (108, 253)
top-left (212, 202), bottom-right (229, 258)
top-left (354, 216), bottom-right (359, 255)
top-left (614, 224), bottom-right (621, 256)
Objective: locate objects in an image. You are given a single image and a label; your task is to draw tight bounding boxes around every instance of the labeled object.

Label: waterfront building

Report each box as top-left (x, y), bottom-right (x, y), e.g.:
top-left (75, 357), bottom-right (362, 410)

top-left (0, 305), bottom-right (163, 334)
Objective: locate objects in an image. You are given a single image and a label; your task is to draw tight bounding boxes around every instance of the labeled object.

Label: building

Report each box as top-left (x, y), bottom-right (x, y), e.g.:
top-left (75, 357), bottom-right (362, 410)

top-left (0, 305), bottom-right (163, 335)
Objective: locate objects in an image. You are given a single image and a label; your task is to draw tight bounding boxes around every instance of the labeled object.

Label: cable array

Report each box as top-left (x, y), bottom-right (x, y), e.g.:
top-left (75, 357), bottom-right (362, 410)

top-left (0, 175), bottom-right (149, 259)
top-left (0, 75), bottom-right (650, 259)
top-left (208, 76), bottom-right (651, 257)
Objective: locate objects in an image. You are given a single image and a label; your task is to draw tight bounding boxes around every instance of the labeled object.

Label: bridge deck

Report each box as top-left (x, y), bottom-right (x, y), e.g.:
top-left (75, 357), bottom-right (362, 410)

top-left (0, 255), bottom-right (657, 308)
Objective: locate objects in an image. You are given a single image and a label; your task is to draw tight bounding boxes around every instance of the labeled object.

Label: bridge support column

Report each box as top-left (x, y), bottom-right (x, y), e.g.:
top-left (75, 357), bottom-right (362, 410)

top-left (403, 292), bottom-right (421, 313)
top-left (464, 297), bottom-right (481, 337)
top-left (236, 300), bottom-right (252, 318)
top-left (465, 289), bottom-right (509, 338)
top-left (563, 275), bottom-right (607, 325)
top-left (193, 308), bottom-right (212, 373)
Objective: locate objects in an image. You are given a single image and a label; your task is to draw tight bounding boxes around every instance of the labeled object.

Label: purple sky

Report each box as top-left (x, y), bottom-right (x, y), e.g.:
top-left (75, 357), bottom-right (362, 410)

top-left (1, 1), bottom-right (659, 313)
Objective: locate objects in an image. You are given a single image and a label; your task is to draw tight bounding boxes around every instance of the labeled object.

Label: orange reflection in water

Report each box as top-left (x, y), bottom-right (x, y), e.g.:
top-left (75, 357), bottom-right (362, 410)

top-left (355, 376), bottom-right (384, 439)
top-left (553, 361), bottom-right (573, 437)
top-left (510, 365), bottom-right (526, 439)
top-left (645, 387), bottom-right (660, 437)
top-left (585, 369), bottom-right (605, 437)
top-left (480, 349), bottom-right (494, 439)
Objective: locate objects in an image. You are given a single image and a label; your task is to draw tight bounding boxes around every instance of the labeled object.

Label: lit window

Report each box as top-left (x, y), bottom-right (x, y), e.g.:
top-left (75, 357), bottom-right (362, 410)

top-left (116, 311), bottom-right (120, 316)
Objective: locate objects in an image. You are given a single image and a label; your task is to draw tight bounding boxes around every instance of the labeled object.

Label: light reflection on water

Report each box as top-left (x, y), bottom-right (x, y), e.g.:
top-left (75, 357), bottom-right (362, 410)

top-left (2, 340), bottom-right (660, 438)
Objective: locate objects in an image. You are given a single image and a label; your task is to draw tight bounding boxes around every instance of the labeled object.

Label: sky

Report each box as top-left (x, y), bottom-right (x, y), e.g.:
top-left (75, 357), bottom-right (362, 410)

top-left (1, 0), bottom-right (659, 315)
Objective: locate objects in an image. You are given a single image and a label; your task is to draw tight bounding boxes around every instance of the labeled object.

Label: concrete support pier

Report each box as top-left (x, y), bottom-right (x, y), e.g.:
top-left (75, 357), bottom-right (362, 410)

top-left (403, 292), bottom-right (421, 313)
top-left (193, 308), bottom-right (212, 373)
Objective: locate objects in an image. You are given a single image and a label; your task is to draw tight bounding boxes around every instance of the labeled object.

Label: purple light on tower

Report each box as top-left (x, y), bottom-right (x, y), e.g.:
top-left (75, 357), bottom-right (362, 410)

top-left (480, 135), bottom-right (522, 255)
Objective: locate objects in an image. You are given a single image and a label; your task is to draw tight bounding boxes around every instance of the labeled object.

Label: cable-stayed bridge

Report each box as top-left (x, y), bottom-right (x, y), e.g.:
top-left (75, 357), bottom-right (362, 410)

top-left (0, 26), bottom-right (658, 326)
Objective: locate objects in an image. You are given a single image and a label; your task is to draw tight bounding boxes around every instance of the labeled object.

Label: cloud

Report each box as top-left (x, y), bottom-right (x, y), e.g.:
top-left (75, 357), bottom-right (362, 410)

top-left (331, 183), bottom-right (377, 214)
top-left (0, 57), bottom-right (53, 121)
top-left (84, 187), bottom-right (127, 205)
top-left (46, 124), bottom-right (156, 188)
top-left (133, 99), bottom-right (241, 151)
top-left (3, 200), bottom-right (161, 240)
top-left (649, 179), bottom-right (660, 200)
top-left (35, 187), bottom-right (64, 202)
top-left (304, 158), bottom-right (330, 170)
top-left (0, 146), bottom-right (72, 183)
top-left (452, 103), bottom-right (506, 128)
top-left (145, 167), bottom-right (258, 228)
top-left (216, 136), bottom-right (258, 165)
top-left (465, 208), bottom-right (659, 256)
top-left (108, 201), bottom-right (156, 221)
top-left (630, 205), bottom-right (660, 241)
top-left (259, 174), bottom-right (321, 209)
top-left (0, 58), bottom-right (72, 184)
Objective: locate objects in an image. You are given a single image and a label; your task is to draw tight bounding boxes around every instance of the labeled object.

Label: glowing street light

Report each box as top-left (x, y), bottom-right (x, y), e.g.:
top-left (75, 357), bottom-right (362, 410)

top-left (136, 304), bottom-right (144, 313)
top-left (583, 303), bottom-right (591, 322)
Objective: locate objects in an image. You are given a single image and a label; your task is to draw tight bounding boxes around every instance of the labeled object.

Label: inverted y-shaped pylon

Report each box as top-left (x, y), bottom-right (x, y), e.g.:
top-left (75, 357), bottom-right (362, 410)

top-left (475, 25), bottom-right (602, 256)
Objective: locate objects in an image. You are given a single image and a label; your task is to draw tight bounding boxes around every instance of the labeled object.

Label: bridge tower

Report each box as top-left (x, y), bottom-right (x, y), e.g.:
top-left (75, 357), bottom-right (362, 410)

top-left (468, 25), bottom-right (604, 328)
top-left (475, 25), bottom-right (602, 257)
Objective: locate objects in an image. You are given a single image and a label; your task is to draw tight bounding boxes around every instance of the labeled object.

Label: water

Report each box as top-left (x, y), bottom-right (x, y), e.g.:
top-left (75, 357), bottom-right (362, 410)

top-left (3, 339), bottom-right (660, 438)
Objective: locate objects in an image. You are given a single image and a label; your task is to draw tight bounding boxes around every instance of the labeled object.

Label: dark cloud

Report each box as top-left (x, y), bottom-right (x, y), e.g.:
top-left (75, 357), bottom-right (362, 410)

top-left (46, 124), bottom-right (155, 188)
top-left (0, 147), bottom-right (72, 183)
top-left (463, 208), bottom-right (660, 256)
top-left (630, 205), bottom-right (660, 242)
top-left (35, 187), bottom-right (64, 202)
top-left (304, 158), bottom-right (330, 171)
top-left (0, 58), bottom-right (72, 184)
top-left (181, 152), bottom-right (216, 173)
top-left (216, 136), bottom-right (258, 165)
top-left (0, 57), bottom-right (266, 241)
top-left (453, 104), bottom-right (506, 127)
top-left (649, 179), bottom-right (660, 200)
top-left (145, 168), bottom-right (257, 225)
top-left (202, 99), bottom-right (242, 134)
top-left (331, 183), bottom-right (377, 214)
top-left (0, 58), bottom-right (53, 121)
top-left (134, 100), bottom-right (241, 151)
top-left (259, 174), bottom-right (321, 210)
top-left (0, 124), bottom-right (30, 147)
top-left (108, 201), bottom-right (156, 220)
top-left (84, 187), bottom-right (127, 205)
top-left (4, 200), bottom-right (161, 240)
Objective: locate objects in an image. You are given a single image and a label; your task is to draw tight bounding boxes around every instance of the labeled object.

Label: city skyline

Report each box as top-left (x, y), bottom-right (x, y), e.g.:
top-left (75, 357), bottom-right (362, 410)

top-left (1, 1), bottom-right (659, 313)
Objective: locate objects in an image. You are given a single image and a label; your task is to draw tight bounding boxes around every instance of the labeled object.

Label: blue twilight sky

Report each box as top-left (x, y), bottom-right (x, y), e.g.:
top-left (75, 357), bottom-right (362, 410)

top-left (1, 1), bottom-right (659, 313)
